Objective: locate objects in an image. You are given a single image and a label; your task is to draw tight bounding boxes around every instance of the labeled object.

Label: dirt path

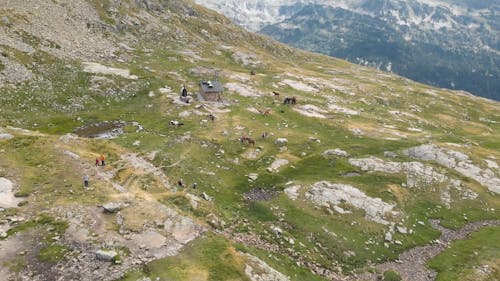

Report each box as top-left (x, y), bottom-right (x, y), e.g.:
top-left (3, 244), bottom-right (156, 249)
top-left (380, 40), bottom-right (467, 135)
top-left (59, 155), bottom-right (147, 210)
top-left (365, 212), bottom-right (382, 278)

top-left (375, 219), bottom-right (500, 281)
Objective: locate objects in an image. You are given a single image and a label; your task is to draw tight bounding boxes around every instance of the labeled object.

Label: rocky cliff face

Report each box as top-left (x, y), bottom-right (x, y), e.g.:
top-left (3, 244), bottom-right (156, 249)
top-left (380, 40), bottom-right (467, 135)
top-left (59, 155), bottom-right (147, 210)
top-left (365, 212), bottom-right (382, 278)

top-left (0, 1), bottom-right (499, 281)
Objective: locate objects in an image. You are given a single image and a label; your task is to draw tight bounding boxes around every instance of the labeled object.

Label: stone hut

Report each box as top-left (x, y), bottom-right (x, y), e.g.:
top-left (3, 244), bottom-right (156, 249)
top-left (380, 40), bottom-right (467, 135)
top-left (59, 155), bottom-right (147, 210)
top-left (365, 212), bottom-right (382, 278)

top-left (199, 80), bottom-right (223, 102)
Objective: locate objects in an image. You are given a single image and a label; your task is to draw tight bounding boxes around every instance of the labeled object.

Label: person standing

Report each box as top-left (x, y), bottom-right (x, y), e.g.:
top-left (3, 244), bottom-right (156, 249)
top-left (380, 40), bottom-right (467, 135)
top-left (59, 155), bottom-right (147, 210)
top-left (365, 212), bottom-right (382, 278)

top-left (95, 158), bottom-right (100, 167)
top-left (83, 175), bottom-right (89, 188)
top-left (100, 154), bottom-right (106, 166)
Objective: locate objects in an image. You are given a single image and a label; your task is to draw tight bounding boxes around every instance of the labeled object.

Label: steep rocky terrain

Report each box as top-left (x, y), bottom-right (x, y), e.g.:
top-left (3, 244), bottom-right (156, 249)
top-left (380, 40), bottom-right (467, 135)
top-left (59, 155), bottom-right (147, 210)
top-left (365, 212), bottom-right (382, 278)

top-left (0, 1), bottom-right (499, 281)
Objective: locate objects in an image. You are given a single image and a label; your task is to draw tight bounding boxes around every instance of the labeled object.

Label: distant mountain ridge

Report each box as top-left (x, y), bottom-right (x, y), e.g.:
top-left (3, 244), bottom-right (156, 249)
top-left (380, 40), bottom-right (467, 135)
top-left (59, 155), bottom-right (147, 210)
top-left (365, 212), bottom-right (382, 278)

top-left (194, 0), bottom-right (500, 100)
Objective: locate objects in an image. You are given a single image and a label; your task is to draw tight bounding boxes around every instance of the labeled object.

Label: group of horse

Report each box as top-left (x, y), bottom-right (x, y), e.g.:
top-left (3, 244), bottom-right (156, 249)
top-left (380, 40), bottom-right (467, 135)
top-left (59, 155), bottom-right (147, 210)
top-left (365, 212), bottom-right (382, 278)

top-left (272, 91), bottom-right (297, 105)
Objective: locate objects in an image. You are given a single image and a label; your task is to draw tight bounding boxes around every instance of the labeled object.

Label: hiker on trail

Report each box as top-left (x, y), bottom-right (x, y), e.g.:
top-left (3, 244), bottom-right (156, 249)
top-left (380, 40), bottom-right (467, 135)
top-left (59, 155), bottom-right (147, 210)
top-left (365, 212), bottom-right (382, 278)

top-left (100, 154), bottom-right (106, 166)
top-left (178, 179), bottom-right (184, 188)
top-left (192, 182), bottom-right (197, 189)
top-left (83, 175), bottom-right (89, 188)
top-left (95, 158), bottom-right (100, 167)
top-left (181, 85), bottom-right (188, 97)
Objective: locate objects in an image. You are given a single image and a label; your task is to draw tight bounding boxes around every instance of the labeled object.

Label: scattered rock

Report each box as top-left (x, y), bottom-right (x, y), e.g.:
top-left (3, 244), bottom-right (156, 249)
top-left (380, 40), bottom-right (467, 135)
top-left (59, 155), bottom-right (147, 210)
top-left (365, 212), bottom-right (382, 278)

top-left (275, 138), bottom-right (288, 146)
top-left (102, 202), bottom-right (125, 213)
top-left (82, 62), bottom-right (138, 80)
top-left (384, 151), bottom-right (398, 158)
top-left (95, 250), bottom-right (118, 262)
top-left (396, 226), bottom-right (408, 234)
top-left (247, 173), bottom-right (259, 181)
top-left (267, 159), bottom-right (289, 173)
top-left (293, 104), bottom-right (328, 119)
top-left (206, 213), bottom-right (225, 229)
top-left (342, 171), bottom-right (361, 177)
top-left (0, 133), bottom-right (14, 140)
top-left (202, 192), bottom-right (213, 201)
top-left (244, 187), bottom-right (279, 201)
top-left (284, 185), bottom-right (301, 200)
top-left (163, 211), bottom-right (204, 244)
top-left (63, 150), bottom-right (80, 159)
top-left (323, 148), bottom-right (349, 157)
top-left (385, 232), bottom-right (393, 242)
top-left (0, 177), bottom-right (22, 208)
top-left (244, 149), bottom-right (261, 160)
top-left (244, 253), bottom-right (290, 281)
top-left (271, 226), bottom-right (283, 236)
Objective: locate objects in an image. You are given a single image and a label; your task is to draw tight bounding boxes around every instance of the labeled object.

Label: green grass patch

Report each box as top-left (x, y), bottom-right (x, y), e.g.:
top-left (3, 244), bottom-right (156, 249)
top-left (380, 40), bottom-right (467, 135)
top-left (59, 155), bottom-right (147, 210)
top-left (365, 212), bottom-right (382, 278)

top-left (428, 226), bottom-right (500, 281)
top-left (383, 270), bottom-right (402, 281)
top-left (6, 214), bottom-right (68, 240)
top-left (119, 234), bottom-right (250, 281)
top-left (37, 244), bottom-right (69, 263)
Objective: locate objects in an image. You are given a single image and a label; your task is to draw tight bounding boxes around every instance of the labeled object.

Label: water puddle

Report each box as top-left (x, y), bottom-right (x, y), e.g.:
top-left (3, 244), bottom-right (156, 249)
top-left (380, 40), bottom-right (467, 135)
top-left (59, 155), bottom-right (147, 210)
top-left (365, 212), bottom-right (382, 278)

top-left (74, 121), bottom-right (133, 139)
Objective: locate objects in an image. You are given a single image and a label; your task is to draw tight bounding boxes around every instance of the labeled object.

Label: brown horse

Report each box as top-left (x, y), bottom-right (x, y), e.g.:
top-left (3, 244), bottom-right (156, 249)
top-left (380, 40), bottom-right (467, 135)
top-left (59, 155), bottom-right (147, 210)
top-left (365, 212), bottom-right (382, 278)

top-left (240, 135), bottom-right (250, 143)
top-left (240, 135), bottom-right (255, 146)
top-left (272, 91), bottom-right (280, 98)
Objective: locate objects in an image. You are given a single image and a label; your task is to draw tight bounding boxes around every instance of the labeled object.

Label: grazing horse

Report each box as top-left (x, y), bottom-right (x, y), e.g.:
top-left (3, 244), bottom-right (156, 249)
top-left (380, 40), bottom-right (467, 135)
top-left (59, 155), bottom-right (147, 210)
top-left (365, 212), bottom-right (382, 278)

top-left (240, 135), bottom-right (255, 146)
top-left (208, 113), bottom-right (216, 122)
top-left (283, 96), bottom-right (297, 105)
top-left (170, 120), bottom-right (184, 128)
top-left (240, 135), bottom-right (250, 143)
top-left (272, 91), bottom-right (280, 98)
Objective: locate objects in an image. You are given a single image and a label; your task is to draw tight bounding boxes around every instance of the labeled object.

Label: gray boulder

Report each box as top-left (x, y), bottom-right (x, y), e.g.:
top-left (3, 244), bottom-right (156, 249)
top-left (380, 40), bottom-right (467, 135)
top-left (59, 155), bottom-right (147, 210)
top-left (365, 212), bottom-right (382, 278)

top-left (102, 202), bottom-right (125, 213)
top-left (323, 148), bottom-right (349, 157)
top-left (274, 138), bottom-right (288, 146)
top-left (95, 250), bottom-right (118, 262)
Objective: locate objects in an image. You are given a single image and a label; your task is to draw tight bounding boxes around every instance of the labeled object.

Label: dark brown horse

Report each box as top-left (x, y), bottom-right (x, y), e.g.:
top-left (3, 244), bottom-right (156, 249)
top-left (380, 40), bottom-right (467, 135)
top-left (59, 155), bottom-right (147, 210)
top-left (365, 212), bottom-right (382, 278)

top-left (247, 138), bottom-right (255, 146)
top-left (272, 91), bottom-right (280, 98)
top-left (240, 135), bottom-right (255, 146)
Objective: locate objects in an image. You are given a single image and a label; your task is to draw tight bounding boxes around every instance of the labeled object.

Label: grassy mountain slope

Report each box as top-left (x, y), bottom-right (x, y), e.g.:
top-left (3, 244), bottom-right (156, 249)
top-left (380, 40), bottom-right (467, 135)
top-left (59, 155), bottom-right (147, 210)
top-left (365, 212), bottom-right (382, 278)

top-left (0, 1), bottom-right (499, 281)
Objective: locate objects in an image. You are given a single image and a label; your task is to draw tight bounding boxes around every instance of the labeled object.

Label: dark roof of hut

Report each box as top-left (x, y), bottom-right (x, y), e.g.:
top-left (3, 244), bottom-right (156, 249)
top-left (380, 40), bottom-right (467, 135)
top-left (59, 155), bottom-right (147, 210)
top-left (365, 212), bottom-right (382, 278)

top-left (199, 80), bottom-right (223, 93)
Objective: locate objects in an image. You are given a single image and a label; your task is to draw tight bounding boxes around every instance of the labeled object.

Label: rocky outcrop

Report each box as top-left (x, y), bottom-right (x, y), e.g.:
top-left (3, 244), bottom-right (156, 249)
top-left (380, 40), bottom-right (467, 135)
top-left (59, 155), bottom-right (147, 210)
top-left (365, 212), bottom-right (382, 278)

top-left (102, 202), bottom-right (126, 213)
top-left (82, 62), bottom-right (138, 80)
top-left (244, 253), bottom-right (290, 281)
top-left (163, 209), bottom-right (203, 245)
top-left (0, 133), bottom-right (14, 140)
top-left (349, 157), bottom-right (449, 188)
top-left (305, 181), bottom-right (398, 225)
top-left (403, 144), bottom-right (500, 194)
top-left (284, 185), bottom-right (301, 200)
top-left (274, 138), bottom-right (288, 146)
top-left (0, 178), bottom-right (21, 208)
top-left (267, 159), bottom-right (289, 173)
top-left (323, 148), bottom-right (349, 157)
top-left (95, 250), bottom-right (118, 262)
